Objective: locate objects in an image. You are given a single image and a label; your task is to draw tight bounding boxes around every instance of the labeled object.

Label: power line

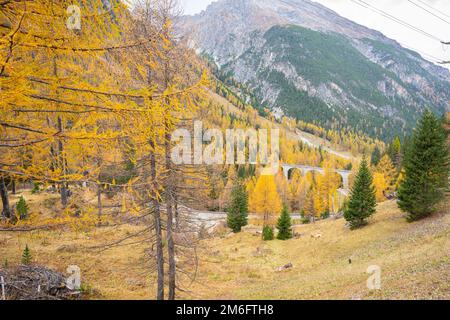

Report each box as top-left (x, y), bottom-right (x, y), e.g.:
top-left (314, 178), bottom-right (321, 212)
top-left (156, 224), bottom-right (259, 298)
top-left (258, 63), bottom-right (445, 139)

top-left (397, 42), bottom-right (444, 63)
top-left (414, 0), bottom-right (450, 20)
top-left (351, 0), bottom-right (450, 62)
top-left (345, 0), bottom-right (450, 65)
top-left (348, 0), bottom-right (448, 64)
top-left (349, 0), bottom-right (443, 42)
top-left (407, 0), bottom-right (450, 27)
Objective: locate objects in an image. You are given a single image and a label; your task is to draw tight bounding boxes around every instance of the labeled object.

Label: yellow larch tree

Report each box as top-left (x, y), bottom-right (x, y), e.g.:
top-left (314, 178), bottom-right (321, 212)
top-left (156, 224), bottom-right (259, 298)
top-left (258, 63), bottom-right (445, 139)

top-left (249, 170), bottom-right (282, 226)
top-left (288, 170), bottom-right (308, 212)
top-left (1, 0), bottom-right (136, 214)
top-left (313, 176), bottom-right (325, 217)
top-left (1, 0), bottom-right (207, 301)
top-left (376, 154), bottom-right (397, 192)
top-left (275, 169), bottom-right (289, 207)
top-left (303, 185), bottom-right (315, 219)
top-left (246, 176), bottom-right (257, 197)
top-left (373, 172), bottom-right (388, 202)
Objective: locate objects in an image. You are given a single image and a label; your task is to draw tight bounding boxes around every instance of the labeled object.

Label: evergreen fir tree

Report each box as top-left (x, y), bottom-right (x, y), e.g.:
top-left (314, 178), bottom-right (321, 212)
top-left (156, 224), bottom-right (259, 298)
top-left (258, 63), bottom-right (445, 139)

top-left (262, 225), bottom-right (274, 241)
top-left (227, 180), bottom-right (249, 233)
top-left (16, 196), bottom-right (29, 220)
top-left (276, 204), bottom-right (292, 240)
top-left (398, 110), bottom-right (449, 222)
top-left (31, 182), bottom-right (41, 194)
top-left (388, 136), bottom-right (402, 169)
top-left (344, 157), bottom-right (377, 229)
top-left (22, 245), bottom-right (32, 265)
top-left (371, 146), bottom-right (382, 166)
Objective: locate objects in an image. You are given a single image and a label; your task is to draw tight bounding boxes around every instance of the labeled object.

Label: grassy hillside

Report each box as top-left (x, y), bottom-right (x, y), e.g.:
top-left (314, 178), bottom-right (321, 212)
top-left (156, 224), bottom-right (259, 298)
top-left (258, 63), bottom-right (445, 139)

top-left (191, 200), bottom-right (449, 300)
top-left (1, 191), bottom-right (448, 300)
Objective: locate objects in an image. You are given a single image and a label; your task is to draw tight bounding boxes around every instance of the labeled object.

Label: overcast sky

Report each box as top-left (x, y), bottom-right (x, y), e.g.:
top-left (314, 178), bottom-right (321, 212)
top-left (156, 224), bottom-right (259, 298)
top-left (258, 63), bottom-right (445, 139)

top-left (180, 0), bottom-right (450, 68)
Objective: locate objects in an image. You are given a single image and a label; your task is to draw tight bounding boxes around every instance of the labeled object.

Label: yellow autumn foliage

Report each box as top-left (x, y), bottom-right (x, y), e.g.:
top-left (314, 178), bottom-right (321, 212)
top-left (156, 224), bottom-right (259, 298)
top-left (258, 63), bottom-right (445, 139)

top-left (373, 172), bottom-right (388, 202)
top-left (249, 172), bottom-right (282, 226)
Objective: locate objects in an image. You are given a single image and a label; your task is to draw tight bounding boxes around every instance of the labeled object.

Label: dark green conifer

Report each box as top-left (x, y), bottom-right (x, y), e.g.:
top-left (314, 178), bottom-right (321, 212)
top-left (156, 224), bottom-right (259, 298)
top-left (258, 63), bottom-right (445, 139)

top-left (22, 245), bottom-right (32, 265)
top-left (227, 180), bottom-right (249, 233)
top-left (344, 157), bottom-right (377, 229)
top-left (398, 110), bottom-right (449, 221)
top-left (276, 204), bottom-right (292, 240)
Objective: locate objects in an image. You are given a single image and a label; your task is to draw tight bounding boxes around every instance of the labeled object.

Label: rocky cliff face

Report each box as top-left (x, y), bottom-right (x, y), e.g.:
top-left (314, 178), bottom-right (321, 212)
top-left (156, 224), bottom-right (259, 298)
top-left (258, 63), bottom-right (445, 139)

top-left (178, 0), bottom-right (450, 140)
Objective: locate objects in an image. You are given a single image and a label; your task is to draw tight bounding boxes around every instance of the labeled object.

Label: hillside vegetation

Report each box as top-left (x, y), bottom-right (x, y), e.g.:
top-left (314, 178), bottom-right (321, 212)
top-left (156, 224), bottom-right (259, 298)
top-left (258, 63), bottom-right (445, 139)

top-left (180, 0), bottom-right (450, 141)
top-left (1, 192), bottom-right (448, 299)
top-left (1, 0), bottom-right (448, 301)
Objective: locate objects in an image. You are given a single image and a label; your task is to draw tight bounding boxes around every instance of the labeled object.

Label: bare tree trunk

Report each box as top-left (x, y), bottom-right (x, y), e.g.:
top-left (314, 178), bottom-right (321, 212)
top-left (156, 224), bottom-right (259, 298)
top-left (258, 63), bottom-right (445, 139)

top-left (143, 59), bottom-right (165, 300)
top-left (174, 192), bottom-right (179, 230)
top-left (57, 116), bottom-right (68, 208)
top-left (166, 199), bottom-right (176, 300)
top-left (97, 183), bottom-right (102, 218)
top-left (150, 138), bottom-right (165, 300)
top-left (47, 117), bottom-right (57, 192)
top-left (0, 176), bottom-right (12, 219)
top-left (153, 197), bottom-right (165, 300)
top-left (165, 128), bottom-right (176, 300)
top-left (11, 180), bottom-right (16, 195)
top-left (161, 11), bottom-right (176, 298)
top-left (53, 58), bottom-right (67, 208)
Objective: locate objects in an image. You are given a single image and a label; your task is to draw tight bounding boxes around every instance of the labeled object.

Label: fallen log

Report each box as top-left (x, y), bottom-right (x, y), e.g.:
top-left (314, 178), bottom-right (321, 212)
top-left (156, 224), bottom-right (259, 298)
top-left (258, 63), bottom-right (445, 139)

top-left (0, 223), bottom-right (67, 232)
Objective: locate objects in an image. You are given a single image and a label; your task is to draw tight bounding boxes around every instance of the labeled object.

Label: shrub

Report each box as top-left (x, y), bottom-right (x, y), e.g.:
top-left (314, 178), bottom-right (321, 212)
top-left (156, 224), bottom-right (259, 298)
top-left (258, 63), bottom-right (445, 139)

top-left (262, 226), bottom-right (274, 241)
top-left (301, 217), bottom-right (311, 224)
top-left (31, 182), bottom-right (41, 194)
top-left (22, 245), bottom-right (32, 265)
top-left (16, 196), bottom-right (29, 220)
top-left (321, 210), bottom-right (330, 219)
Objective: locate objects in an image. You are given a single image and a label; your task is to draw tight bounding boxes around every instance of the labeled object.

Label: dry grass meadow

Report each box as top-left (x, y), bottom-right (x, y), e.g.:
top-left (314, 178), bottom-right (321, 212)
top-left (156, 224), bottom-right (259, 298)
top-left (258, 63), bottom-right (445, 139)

top-left (1, 190), bottom-right (449, 300)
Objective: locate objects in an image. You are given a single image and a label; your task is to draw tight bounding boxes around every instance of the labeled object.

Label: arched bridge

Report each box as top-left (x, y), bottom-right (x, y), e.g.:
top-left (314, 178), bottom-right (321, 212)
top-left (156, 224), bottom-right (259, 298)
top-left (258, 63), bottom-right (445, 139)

top-left (282, 164), bottom-right (352, 195)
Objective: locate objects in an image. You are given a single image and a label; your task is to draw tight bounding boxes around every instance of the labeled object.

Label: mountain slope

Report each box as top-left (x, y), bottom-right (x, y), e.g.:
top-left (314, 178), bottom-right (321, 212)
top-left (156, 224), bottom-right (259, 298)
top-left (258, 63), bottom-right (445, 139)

top-left (178, 0), bottom-right (450, 140)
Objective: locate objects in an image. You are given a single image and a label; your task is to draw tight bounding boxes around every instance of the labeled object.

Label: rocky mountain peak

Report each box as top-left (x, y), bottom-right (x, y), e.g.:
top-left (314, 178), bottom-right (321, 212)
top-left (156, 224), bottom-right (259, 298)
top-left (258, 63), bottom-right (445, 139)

top-left (178, 0), bottom-right (450, 140)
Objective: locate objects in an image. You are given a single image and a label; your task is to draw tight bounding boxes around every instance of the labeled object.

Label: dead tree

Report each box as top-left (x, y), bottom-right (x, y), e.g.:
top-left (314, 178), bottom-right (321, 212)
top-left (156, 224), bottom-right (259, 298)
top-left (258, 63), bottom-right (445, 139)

top-left (0, 175), bottom-right (12, 219)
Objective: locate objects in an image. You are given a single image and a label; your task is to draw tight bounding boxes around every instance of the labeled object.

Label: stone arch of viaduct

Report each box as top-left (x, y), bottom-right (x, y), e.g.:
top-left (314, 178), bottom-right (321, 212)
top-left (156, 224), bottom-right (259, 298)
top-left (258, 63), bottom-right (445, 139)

top-left (281, 164), bottom-right (352, 193)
